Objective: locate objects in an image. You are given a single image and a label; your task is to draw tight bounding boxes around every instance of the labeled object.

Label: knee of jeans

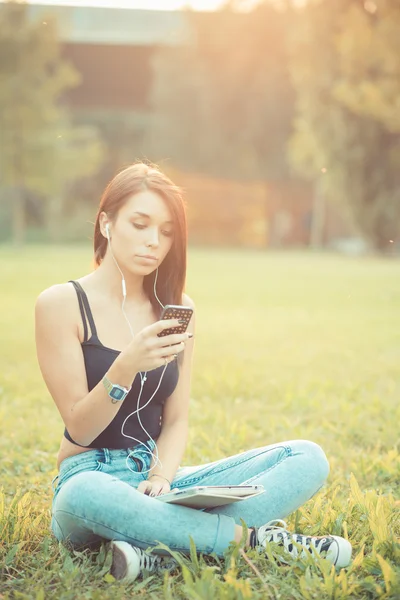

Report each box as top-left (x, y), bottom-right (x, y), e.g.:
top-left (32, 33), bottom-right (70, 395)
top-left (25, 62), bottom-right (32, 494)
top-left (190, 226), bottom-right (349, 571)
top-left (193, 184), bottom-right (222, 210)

top-left (310, 441), bottom-right (330, 483)
top-left (51, 513), bottom-right (64, 542)
top-left (292, 439), bottom-right (330, 484)
top-left (54, 470), bottom-right (106, 515)
top-left (51, 511), bottom-right (78, 548)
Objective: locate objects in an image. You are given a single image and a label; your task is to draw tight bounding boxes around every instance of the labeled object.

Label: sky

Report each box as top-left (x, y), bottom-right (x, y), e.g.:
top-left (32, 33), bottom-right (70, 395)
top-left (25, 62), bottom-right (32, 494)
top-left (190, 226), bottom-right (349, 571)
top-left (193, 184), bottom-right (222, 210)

top-left (3, 0), bottom-right (237, 10)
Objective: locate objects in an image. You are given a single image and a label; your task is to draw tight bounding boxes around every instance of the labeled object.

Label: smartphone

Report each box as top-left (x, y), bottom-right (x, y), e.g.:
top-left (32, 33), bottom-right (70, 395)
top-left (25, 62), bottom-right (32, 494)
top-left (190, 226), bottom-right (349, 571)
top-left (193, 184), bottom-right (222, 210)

top-left (157, 305), bottom-right (193, 337)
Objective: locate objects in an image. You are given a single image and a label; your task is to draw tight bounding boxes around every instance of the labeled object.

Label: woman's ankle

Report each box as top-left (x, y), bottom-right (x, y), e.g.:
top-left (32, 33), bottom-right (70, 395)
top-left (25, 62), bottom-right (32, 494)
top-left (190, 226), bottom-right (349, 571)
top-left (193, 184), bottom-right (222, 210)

top-left (234, 525), bottom-right (257, 548)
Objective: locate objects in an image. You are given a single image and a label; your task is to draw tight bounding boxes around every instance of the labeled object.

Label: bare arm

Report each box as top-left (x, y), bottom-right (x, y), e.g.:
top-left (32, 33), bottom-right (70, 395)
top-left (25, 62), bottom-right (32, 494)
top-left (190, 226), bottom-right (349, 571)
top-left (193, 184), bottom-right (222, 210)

top-left (138, 294), bottom-right (195, 495)
top-left (35, 284), bottom-right (189, 446)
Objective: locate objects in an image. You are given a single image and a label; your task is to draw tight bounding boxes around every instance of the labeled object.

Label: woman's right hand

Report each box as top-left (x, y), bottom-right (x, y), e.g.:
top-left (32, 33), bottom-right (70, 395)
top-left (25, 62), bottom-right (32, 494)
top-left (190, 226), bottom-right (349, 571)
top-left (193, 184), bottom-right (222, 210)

top-left (121, 319), bottom-right (192, 373)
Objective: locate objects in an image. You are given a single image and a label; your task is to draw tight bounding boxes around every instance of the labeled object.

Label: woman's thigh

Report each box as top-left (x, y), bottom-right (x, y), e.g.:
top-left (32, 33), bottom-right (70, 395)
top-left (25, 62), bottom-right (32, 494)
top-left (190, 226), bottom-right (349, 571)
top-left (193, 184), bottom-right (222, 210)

top-left (172, 439), bottom-right (328, 488)
top-left (172, 439), bottom-right (330, 527)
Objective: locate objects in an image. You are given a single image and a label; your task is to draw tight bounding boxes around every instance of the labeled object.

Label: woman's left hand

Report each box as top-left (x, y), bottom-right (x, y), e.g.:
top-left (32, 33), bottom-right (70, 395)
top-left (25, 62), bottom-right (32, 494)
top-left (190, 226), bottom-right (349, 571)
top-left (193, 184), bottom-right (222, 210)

top-left (137, 476), bottom-right (178, 497)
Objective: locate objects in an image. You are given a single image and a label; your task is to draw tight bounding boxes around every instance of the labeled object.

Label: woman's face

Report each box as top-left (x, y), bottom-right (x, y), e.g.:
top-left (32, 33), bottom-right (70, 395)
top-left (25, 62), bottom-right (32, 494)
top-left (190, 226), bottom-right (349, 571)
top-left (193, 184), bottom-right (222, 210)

top-left (105, 190), bottom-right (174, 274)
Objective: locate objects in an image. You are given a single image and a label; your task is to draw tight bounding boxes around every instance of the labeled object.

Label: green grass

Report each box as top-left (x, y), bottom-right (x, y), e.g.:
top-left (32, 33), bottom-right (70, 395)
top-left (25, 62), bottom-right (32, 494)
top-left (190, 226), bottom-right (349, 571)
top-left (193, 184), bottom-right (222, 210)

top-left (1, 245), bottom-right (399, 599)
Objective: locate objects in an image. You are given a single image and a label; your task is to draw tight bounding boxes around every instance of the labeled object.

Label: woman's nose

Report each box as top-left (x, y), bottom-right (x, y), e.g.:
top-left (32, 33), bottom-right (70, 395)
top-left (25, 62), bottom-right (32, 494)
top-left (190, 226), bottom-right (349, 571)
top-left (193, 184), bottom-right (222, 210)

top-left (146, 228), bottom-right (159, 247)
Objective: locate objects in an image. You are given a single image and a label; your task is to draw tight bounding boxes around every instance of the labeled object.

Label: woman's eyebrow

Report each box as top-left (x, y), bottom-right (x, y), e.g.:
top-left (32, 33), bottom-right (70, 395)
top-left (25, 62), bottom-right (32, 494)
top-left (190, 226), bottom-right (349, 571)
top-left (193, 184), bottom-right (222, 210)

top-left (133, 211), bottom-right (173, 225)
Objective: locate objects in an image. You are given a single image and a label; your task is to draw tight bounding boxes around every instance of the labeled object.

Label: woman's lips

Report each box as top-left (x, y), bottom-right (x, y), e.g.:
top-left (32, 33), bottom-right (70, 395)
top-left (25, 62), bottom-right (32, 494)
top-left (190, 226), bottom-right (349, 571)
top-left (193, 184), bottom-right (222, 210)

top-left (136, 254), bottom-right (158, 262)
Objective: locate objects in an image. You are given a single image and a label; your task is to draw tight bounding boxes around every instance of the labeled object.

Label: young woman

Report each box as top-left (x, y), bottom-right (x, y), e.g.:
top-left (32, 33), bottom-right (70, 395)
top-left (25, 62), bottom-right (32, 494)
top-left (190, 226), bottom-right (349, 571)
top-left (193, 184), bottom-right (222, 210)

top-left (35, 163), bottom-right (352, 582)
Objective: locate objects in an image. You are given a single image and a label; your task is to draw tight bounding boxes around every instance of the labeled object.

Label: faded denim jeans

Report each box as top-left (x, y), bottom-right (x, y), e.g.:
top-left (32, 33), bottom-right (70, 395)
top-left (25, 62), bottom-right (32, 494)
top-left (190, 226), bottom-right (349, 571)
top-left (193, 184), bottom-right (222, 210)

top-left (51, 439), bottom-right (330, 557)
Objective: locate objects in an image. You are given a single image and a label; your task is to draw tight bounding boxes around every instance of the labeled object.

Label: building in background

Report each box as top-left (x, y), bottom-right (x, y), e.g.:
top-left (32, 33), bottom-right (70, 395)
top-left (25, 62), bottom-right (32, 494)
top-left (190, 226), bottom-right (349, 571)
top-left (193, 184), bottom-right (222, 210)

top-left (25, 3), bottom-right (351, 248)
top-left (27, 5), bottom-right (191, 113)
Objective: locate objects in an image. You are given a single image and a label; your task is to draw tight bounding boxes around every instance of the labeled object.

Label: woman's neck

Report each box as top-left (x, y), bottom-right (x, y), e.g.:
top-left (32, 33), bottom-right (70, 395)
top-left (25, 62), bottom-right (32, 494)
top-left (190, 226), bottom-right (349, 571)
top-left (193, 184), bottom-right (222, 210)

top-left (92, 254), bottom-right (148, 303)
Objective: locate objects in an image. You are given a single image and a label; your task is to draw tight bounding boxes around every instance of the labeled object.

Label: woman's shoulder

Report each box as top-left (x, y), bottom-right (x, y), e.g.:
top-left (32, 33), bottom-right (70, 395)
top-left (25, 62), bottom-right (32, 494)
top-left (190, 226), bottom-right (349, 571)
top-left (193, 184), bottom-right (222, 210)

top-left (35, 282), bottom-right (79, 320)
top-left (35, 282), bottom-right (86, 344)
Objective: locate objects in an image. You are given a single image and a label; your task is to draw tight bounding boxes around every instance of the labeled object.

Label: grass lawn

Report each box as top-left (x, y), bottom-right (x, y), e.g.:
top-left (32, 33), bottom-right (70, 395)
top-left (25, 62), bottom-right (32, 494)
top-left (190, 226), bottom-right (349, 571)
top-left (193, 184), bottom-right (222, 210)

top-left (0, 245), bottom-right (399, 599)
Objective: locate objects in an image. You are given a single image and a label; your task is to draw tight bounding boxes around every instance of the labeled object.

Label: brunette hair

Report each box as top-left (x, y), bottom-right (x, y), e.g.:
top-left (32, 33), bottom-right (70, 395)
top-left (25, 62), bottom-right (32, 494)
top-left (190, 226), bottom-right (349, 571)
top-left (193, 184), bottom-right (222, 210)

top-left (94, 163), bottom-right (187, 316)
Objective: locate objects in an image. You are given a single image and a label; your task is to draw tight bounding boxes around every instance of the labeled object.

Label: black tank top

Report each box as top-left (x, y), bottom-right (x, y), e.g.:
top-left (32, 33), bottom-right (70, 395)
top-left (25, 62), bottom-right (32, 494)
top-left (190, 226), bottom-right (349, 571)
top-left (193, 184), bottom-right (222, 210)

top-left (64, 281), bottom-right (179, 449)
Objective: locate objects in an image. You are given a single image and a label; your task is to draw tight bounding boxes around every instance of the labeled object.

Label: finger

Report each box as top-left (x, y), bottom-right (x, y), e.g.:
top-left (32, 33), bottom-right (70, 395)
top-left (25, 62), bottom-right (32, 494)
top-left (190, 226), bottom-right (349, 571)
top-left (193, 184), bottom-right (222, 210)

top-left (149, 483), bottom-right (164, 497)
top-left (148, 319), bottom-right (181, 336)
top-left (137, 480), bottom-right (152, 495)
top-left (156, 319), bottom-right (192, 338)
top-left (155, 347), bottom-right (185, 370)
top-left (159, 332), bottom-right (193, 347)
top-left (160, 353), bottom-right (182, 368)
top-left (156, 341), bottom-right (185, 359)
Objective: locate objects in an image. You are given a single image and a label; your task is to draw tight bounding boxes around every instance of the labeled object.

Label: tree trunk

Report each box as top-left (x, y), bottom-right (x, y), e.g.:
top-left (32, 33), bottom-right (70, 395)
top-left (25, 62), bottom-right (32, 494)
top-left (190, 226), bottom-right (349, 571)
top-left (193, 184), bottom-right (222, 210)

top-left (310, 181), bottom-right (326, 248)
top-left (47, 194), bottom-right (64, 243)
top-left (12, 186), bottom-right (25, 246)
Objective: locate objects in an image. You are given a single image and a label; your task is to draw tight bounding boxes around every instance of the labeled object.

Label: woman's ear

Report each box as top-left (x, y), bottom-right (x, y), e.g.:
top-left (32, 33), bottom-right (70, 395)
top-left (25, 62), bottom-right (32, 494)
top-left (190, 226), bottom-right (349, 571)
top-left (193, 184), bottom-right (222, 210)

top-left (99, 212), bottom-right (110, 239)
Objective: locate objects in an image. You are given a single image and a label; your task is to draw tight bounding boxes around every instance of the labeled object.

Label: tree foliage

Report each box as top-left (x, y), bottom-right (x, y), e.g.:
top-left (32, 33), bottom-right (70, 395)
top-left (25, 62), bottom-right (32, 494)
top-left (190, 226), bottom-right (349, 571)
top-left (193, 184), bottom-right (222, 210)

top-left (1, 0), bottom-right (399, 250)
top-left (0, 1), bottom-right (105, 243)
top-left (288, 0), bottom-right (400, 250)
top-left (146, 3), bottom-right (294, 181)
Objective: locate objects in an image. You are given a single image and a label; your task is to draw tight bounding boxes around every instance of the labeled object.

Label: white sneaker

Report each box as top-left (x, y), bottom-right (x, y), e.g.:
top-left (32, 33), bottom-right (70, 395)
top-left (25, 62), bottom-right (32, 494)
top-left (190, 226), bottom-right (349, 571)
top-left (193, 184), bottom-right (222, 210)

top-left (110, 541), bottom-right (177, 582)
top-left (255, 519), bottom-right (352, 568)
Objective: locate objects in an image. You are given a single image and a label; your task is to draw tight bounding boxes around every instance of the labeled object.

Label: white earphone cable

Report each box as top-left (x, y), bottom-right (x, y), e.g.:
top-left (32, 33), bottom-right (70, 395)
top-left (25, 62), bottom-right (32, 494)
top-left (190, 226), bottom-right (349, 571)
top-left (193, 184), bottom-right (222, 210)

top-left (153, 266), bottom-right (164, 313)
top-left (105, 224), bottom-right (166, 476)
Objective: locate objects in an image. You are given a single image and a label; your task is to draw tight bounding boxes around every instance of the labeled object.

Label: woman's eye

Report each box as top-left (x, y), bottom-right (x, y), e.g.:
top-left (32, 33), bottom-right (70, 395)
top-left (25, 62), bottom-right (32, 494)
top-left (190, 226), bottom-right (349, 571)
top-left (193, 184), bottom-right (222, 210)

top-left (133, 223), bottom-right (173, 237)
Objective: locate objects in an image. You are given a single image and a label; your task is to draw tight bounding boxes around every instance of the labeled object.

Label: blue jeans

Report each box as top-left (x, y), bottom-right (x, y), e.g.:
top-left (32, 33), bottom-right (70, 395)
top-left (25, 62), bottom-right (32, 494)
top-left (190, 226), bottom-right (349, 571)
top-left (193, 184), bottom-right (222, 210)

top-left (51, 439), bottom-right (329, 557)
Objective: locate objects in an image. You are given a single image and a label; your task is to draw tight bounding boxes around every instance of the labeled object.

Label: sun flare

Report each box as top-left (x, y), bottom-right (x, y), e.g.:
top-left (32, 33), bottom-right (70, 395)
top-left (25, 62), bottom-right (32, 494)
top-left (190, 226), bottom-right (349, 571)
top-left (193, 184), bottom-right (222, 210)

top-left (7, 0), bottom-right (229, 10)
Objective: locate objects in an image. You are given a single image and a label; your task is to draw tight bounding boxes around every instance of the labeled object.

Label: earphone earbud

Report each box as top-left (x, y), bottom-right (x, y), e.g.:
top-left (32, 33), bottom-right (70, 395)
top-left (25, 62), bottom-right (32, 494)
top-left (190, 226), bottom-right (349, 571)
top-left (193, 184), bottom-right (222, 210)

top-left (105, 223), bottom-right (110, 241)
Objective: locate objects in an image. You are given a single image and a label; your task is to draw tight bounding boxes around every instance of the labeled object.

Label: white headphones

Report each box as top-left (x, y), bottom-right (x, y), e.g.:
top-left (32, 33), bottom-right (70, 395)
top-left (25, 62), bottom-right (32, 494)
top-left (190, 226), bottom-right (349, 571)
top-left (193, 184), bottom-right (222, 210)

top-left (104, 218), bottom-right (166, 476)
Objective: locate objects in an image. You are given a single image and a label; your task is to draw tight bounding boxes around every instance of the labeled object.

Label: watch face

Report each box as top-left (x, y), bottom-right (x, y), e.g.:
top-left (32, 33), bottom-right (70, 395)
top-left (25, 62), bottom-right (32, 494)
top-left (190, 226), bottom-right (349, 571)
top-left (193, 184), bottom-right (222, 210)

top-left (110, 386), bottom-right (125, 401)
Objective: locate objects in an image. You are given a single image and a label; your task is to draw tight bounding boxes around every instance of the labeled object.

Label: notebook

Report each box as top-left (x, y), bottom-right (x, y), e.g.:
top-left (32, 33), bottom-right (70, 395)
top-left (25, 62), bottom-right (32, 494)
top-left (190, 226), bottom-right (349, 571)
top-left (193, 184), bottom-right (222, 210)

top-left (156, 484), bottom-right (265, 509)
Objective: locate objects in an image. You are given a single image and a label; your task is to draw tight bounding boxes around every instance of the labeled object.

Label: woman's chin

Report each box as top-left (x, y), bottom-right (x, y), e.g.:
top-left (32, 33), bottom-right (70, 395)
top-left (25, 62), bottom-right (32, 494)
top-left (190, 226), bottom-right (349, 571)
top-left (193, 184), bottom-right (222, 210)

top-left (127, 263), bottom-right (158, 275)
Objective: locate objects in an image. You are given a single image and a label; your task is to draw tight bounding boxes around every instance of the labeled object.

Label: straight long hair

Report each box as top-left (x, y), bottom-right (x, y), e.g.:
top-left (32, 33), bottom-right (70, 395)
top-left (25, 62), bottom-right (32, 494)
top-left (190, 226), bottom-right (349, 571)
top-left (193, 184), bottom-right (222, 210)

top-left (93, 163), bottom-right (187, 316)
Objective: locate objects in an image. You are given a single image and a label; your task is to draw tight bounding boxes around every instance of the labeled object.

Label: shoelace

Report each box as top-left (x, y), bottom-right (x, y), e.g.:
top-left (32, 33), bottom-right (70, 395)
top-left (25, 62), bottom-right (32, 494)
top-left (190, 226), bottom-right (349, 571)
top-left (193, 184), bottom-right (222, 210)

top-left (259, 519), bottom-right (333, 555)
top-left (138, 551), bottom-right (163, 571)
top-left (138, 550), bottom-right (176, 572)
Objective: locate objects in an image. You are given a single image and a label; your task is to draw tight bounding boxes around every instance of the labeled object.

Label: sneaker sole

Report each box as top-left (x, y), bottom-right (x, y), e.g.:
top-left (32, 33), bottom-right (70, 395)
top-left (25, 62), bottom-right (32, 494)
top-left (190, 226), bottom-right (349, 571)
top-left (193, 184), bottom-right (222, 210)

top-left (110, 541), bottom-right (137, 581)
top-left (329, 536), bottom-right (352, 568)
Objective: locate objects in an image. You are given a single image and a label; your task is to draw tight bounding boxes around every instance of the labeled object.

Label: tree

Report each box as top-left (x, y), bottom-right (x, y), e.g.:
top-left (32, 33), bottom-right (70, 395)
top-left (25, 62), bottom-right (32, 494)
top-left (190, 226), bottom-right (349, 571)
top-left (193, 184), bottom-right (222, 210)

top-left (288, 0), bottom-right (400, 251)
top-left (145, 3), bottom-right (294, 181)
top-left (144, 2), bottom-right (295, 246)
top-left (0, 1), bottom-right (105, 244)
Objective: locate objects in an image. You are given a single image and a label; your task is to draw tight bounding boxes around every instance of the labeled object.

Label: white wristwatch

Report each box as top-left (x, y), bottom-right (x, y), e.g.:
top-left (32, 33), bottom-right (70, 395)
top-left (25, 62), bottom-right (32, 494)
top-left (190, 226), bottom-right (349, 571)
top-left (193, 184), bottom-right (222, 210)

top-left (102, 374), bottom-right (131, 403)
